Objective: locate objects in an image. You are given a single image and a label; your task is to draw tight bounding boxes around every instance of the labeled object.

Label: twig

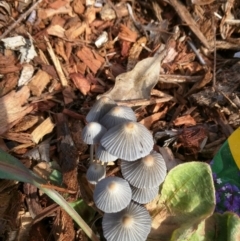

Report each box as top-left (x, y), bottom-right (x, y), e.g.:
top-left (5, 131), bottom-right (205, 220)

top-left (117, 96), bottom-right (174, 107)
top-left (0, 0), bottom-right (42, 39)
top-left (45, 37), bottom-right (68, 86)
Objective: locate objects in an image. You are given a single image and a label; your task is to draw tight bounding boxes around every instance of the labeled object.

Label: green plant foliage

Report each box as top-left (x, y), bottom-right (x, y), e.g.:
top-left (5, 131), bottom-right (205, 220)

top-left (148, 162), bottom-right (216, 241)
top-left (171, 212), bottom-right (240, 241)
top-left (160, 162), bottom-right (215, 222)
top-left (70, 199), bottom-right (96, 224)
top-left (0, 149), bottom-right (100, 241)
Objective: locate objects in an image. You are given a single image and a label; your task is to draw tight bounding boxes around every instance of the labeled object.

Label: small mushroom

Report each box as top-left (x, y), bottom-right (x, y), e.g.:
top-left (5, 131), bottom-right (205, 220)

top-left (93, 176), bottom-right (131, 213)
top-left (102, 202), bottom-right (151, 241)
top-left (121, 151), bottom-right (167, 188)
top-left (96, 145), bottom-right (118, 163)
top-left (131, 185), bottom-right (159, 204)
top-left (82, 122), bottom-right (107, 161)
top-left (99, 105), bottom-right (136, 129)
top-left (86, 163), bottom-right (106, 185)
top-left (100, 122), bottom-right (154, 161)
top-left (86, 96), bottom-right (117, 123)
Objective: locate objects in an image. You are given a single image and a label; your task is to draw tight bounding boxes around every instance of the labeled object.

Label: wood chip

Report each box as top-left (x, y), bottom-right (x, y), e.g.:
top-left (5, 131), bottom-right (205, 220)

top-left (76, 46), bottom-right (104, 74)
top-left (31, 117), bottom-right (55, 144)
top-left (28, 70), bottom-right (51, 96)
top-left (0, 86), bottom-right (34, 135)
top-left (173, 114), bottom-right (196, 126)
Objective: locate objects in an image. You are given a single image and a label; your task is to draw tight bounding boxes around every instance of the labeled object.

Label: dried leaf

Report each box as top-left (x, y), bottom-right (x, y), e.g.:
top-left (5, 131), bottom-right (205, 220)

top-left (100, 46), bottom-right (167, 101)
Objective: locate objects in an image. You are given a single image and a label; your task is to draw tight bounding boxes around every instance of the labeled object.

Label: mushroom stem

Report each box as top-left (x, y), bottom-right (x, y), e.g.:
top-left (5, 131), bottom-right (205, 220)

top-left (90, 145), bottom-right (94, 162)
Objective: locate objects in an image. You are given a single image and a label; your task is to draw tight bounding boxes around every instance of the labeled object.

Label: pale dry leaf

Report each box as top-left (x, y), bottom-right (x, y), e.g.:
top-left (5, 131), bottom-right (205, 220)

top-left (99, 45), bottom-right (167, 101)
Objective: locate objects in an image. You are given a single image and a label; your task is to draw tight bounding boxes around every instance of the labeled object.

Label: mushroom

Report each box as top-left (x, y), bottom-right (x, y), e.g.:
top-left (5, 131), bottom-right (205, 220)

top-left (99, 105), bottom-right (136, 129)
top-left (131, 185), bottom-right (159, 204)
top-left (102, 202), bottom-right (151, 241)
top-left (121, 151), bottom-right (167, 188)
top-left (82, 122), bottom-right (107, 161)
top-left (96, 144), bottom-right (118, 163)
top-left (86, 163), bottom-right (106, 185)
top-left (100, 122), bottom-right (154, 161)
top-left (93, 176), bottom-right (132, 213)
top-left (86, 96), bottom-right (117, 123)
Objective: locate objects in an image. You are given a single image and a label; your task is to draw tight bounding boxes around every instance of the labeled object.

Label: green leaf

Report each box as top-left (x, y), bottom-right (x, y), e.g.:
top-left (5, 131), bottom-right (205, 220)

top-left (171, 212), bottom-right (240, 241)
top-left (160, 162), bottom-right (215, 222)
top-left (70, 199), bottom-right (96, 224)
top-left (148, 162), bottom-right (215, 241)
top-left (0, 149), bottom-right (100, 241)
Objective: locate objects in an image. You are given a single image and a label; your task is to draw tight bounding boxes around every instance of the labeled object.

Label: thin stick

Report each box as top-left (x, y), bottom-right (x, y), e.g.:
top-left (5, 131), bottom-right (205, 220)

top-left (0, 0), bottom-right (42, 39)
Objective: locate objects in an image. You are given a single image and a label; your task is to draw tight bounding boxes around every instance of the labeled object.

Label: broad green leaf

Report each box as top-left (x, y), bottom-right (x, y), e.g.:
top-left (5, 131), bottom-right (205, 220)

top-left (148, 162), bottom-right (215, 241)
top-left (171, 212), bottom-right (240, 241)
top-left (160, 162), bottom-right (215, 222)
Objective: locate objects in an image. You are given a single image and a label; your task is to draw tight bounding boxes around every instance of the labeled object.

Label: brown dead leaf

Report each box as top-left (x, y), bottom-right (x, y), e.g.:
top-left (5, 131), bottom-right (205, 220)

top-left (100, 45), bottom-right (167, 101)
top-left (70, 73), bottom-right (91, 95)
top-left (76, 46), bottom-right (104, 74)
top-left (173, 114), bottom-right (196, 126)
top-left (0, 86), bottom-right (34, 135)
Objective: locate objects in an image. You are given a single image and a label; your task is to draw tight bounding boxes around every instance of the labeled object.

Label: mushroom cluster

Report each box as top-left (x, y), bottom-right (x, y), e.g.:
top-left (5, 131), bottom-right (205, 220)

top-left (82, 97), bottom-right (167, 241)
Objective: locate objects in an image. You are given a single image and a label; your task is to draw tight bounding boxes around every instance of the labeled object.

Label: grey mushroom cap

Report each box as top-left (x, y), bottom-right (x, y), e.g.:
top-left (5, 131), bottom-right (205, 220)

top-left (99, 105), bottom-right (137, 129)
top-left (82, 122), bottom-right (107, 144)
top-left (86, 96), bottom-right (117, 123)
top-left (96, 145), bottom-right (118, 163)
top-left (86, 163), bottom-right (106, 185)
top-left (100, 122), bottom-right (154, 161)
top-left (131, 185), bottom-right (159, 204)
top-left (102, 202), bottom-right (151, 241)
top-left (93, 176), bottom-right (132, 213)
top-left (121, 151), bottom-right (167, 188)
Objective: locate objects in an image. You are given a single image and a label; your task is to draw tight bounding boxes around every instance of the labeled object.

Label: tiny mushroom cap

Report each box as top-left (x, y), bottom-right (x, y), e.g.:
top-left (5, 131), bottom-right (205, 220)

top-left (102, 202), bottom-right (151, 241)
top-left (86, 163), bottom-right (106, 185)
top-left (96, 145), bottom-right (118, 163)
top-left (99, 105), bottom-right (137, 129)
top-left (121, 151), bottom-right (167, 188)
top-left (82, 122), bottom-right (107, 145)
top-left (93, 176), bottom-right (132, 213)
top-left (86, 96), bottom-right (117, 123)
top-left (131, 185), bottom-right (159, 204)
top-left (100, 122), bottom-right (154, 161)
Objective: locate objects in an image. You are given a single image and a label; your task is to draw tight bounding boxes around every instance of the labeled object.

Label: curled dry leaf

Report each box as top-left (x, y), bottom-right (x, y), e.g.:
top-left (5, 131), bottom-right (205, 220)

top-left (99, 45), bottom-right (167, 101)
